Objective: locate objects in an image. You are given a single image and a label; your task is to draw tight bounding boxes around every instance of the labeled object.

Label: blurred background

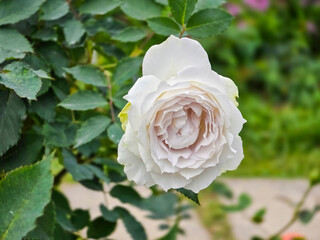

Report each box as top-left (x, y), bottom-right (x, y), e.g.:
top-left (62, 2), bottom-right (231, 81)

top-left (200, 0), bottom-right (320, 178)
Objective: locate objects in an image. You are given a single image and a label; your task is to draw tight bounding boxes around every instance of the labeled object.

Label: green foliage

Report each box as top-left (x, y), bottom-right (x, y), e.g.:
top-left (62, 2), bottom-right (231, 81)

top-left (169, 0), bottom-right (198, 25)
top-left (147, 17), bottom-right (181, 36)
top-left (79, 0), bottom-right (123, 15)
top-left (87, 217), bottom-right (117, 239)
top-left (113, 57), bottom-right (143, 84)
top-left (299, 206), bottom-right (320, 224)
top-left (63, 19), bottom-right (86, 45)
top-left (121, 0), bottom-right (162, 20)
top-left (65, 65), bottom-right (106, 87)
top-left (222, 193), bottom-right (252, 212)
top-left (40, 0), bottom-right (69, 21)
top-left (251, 208), bottom-right (266, 224)
top-left (0, 155), bottom-right (53, 240)
top-left (176, 188), bottom-right (200, 205)
top-left (112, 27), bottom-right (147, 42)
top-left (212, 181), bottom-right (233, 199)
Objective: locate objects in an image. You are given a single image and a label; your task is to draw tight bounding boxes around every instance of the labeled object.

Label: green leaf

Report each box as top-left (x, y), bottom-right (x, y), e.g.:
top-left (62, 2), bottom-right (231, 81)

top-left (212, 181), bottom-right (233, 199)
top-left (65, 65), bottom-right (106, 87)
top-left (0, 48), bottom-right (25, 64)
top-left (79, 0), bottom-right (123, 15)
top-left (115, 207), bottom-right (147, 240)
top-left (76, 139), bottom-right (100, 157)
top-left (0, 133), bottom-right (43, 172)
top-left (32, 28), bottom-right (58, 41)
top-left (63, 19), bottom-right (86, 45)
top-left (113, 57), bottom-right (143, 84)
top-left (42, 122), bottom-right (77, 147)
top-left (112, 27), bottom-right (147, 42)
top-left (194, 0), bottom-right (226, 12)
top-left (40, 0), bottom-right (69, 21)
top-left (0, 90), bottom-right (26, 156)
top-left (59, 91), bottom-right (108, 111)
top-left (186, 9), bottom-right (233, 38)
top-left (309, 169), bottom-right (320, 186)
top-left (107, 123), bottom-right (124, 145)
top-left (70, 209), bottom-right (90, 230)
top-left (0, 28), bottom-right (33, 55)
top-left (222, 193), bottom-right (252, 212)
top-left (24, 202), bottom-right (56, 240)
top-left (75, 115), bottom-right (111, 147)
top-left (29, 92), bottom-right (57, 122)
top-left (147, 17), bottom-right (181, 36)
top-left (53, 223), bottom-right (77, 240)
top-left (62, 149), bottom-right (94, 181)
top-left (299, 206), bottom-right (320, 224)
top-left (87, 217), bottom-right (116, 239)
top-left (0, 154), bottom-right (54, 240)
top-left (100, 205), bottom-right (119, 222)
top-left (110, 185), bottom-right (143, 206)
top-left (143, 193), bottom-right (177, 219)
top-left (80, 177), bottom-right (103, 191)
top-left (157, 222), bottom-right (179, 240)
top-left (0, 0), bottom-right (46, 26)
top-left (0, 62), bottom-right (42, 100)
top-left (121, 0), bottom-right (162, 20)
top-left (176, 188), bottom-right (200, 205)
top-left (155, 0), bottom-right (168, 5)
top-left (168, 0), bottom-right (197, 25)
top-left (86, 164), bottom-right (110, 183)
top-left (252, 208), bottom-right (266, 224)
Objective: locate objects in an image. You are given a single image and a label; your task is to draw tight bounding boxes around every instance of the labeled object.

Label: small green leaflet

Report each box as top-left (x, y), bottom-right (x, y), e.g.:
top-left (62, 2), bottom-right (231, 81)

top-left (40, 0), bottom-right (69, 21)
top-left (147, 17), bottom-right (181, 36)
top-left (63, 19), bottom-right (86, 45)
top-left (168, 0), bottom-right (198, 25)
top-left (112, 27), bottom-right (147, 42)
top-left (113, 57), bottom-right (143, 84)
top-left (79, 0), bottom-right (123, 15)
top-left (65, 65), bottom-right (106, 87)
top-left (121, 0), bottom-right (162, 20)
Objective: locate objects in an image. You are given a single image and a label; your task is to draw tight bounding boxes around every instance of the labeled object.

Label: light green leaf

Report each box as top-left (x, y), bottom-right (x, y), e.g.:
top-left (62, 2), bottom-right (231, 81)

top-left (147, 17), bottom-right (180, 36)
top-left (176, 188), bottom-right (200, 205)
top-left (168, 0), bottom-right (198, 25)
top-left (115, 207), bottom-right (147, 240)
top-left (0, 154), bottom-right (54, 240)
top-left (62, 149), bottom-right (94, 181)
top-left (0, 48), bottom-right (25, 64)
top-left (0, 0), bottom-right (46, 26)
top-left (0, 90), bottom-right (26, 156)
top-left (42, 122), bottom-right (77, 147)
top-left (0, 62), bottom-right (43, 99)
top-left (112, 27), bottom-right (146, 42)
top-left (79, 0), bottom-right (123, 15)
top-left (63, 19), bottom-right (86, 45)
top-left (65, 65), bottom-right (106, 87)
top-left (186, 9), bottom-right (233, 38)
top-left (194, 0), bottom-right (226, 12)
top-left (0, 28), bottom-right (33, 54)
top-left (121, 0), bottom-right (162, 20)
top-left (24, 202), bottom-right (56, 240)
top-left (155, 0), bottom-right (168, 5)
top-left (87, 217), bottom-right (117, 239)
top-left (107, 123), bottom-right (123, 145)
top-left (59, 91), bottom-right (107, 111)
top-left (0, 133), bottom-right (43, 171)
top-left (113, 57), bottom-right (142, 84)
top-left (212, 181), bottom-right (233, 199)
top-left (222, 193), bottom-right (252, 212)
top-left (40, 0), bottom-right (69, 21)
top-left (75, 115), bottom-right (111, 147)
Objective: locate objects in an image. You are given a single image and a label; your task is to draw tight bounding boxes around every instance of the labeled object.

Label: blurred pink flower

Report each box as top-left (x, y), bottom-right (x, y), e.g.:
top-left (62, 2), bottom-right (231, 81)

top-left (237, 20), bottom-right (248, 29)
top-left (245, 0), bottom-right (270, 11)
top-left (226, 3), bottom-right (242, 16)
top-left (306, 21), bottom-right (317, 34)
top-left (282, 232), bottom-right (305, 240)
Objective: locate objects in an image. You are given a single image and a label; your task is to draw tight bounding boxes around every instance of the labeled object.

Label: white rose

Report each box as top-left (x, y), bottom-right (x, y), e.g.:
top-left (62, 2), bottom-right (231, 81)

top-left (117, 35), bottom-right (246, 193)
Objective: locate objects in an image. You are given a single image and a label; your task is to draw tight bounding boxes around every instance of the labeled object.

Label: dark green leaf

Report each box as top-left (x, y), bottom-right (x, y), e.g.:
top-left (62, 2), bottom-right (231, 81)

top-left (29, 91), bottom-right (57, 122)
top-left (76, 139), bottom-right (100, 157)
top-left (252, 208), bottom-right (266, 224)
top-left (194, 0), bottom-right (225, 12)
top-left (222, 193), bottom-right (252, 212)
top-left (42, 122), bottom-right (77, 147)
top-left (100, 205), bottom-right (119, 222)
top-left (113, 57), bottom-right (142, 84)
top-left (0, 28), bottom-right (33, 57)
top-left (62, 149), bottom-right (94, 181)
top-left (59, 90), bottom-right (108, 111)
top-left (143, 193), bottom-right (177, 219)
top-left (32, 28), bottom-right (58, 41)
top-left (63, 19), bottom-right (86, 45)
top-left (24, 202), bottom-right (55, 240)
top-left (112, 27), bottom-right (147, 42)
top-left (212, 181), bottom-right (233, 199)
top-left (75, 115), bottom-right (111, 147)
top-left (107, 123), bottom-right (124, 145)
top-left (86, 164), bottom-right (110, 183)
top-left (65, 65), bottom-right (106, 87)
top-left (147, 17), bottom-right (181, 36)
top-left (53, 223), bottom-right (77, 240)
top-left (299, 205), bottom-right (320, 224)
top-left (52, 190), bottom-right (72, 215)
top-left (176, 188), bottom-right (200, 205)
top-left (79, 0), bottom-right (123, 15)
top-left (186, 9), bottom-right (233, 38)
top-left (70, 209), bottom-right (90, 230)
top-left (0, 90), bottom-right (26, 156)
top-left (121, 0), bottom-right (162, 20)
top-left (115, 207), bottom-right (147, 240)
top-left (157, 222), bottom-right (179, 240)
top-left (110, 185), bottom-right (143, 206)
top-left (87, 217), bottom-right (116, 239)
top-left (80, 177), bottom-right (104, 191)
top-left (0, 133), bottom-right (43, 171)
top-left (168, 0), bottom-right (197, 25)
top-left (0, 62), bottom-right (42, 99)
top-left (0, 0), bottom-right (46, 26)
top-left (0, 154), bottom-right (54, 240)
top-left (40, 0), bottom-right (69, 21)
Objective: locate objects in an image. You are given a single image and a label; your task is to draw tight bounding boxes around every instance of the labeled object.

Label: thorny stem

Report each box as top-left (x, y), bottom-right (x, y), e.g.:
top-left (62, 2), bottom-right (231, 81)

top-left (105, 71), bottom-right (116, 123)
top-left (179, 24), bottom-right (186, 38)
top-left (267, 184), bottom-right (313, 239)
